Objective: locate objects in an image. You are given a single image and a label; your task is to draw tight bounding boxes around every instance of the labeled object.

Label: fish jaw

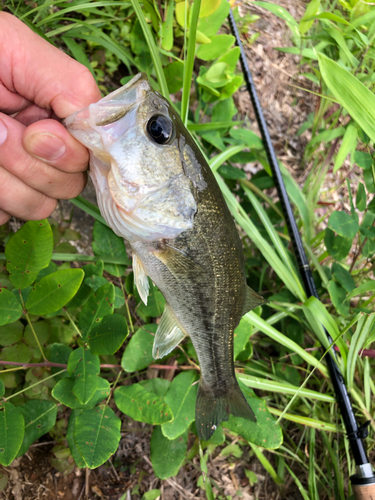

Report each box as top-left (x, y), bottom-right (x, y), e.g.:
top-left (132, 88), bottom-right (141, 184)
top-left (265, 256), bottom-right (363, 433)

top-left (64, 74), bottom-right (197, 243)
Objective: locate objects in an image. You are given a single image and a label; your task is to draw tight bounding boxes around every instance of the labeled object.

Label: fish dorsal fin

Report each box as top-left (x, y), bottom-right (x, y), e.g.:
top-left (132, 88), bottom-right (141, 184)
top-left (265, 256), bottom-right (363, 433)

top-left (154, 244), bottom-right (203, 279)
top-left (152, 303), bottom-right (187, 359)
top-left (242, 285), bottom-right (265, 315)
top-left (133, 253), bottom-right (149, 305)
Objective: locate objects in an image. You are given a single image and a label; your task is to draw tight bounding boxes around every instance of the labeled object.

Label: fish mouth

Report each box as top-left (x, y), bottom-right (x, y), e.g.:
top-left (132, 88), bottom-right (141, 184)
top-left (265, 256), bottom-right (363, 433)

top-left (63, 73), bottom-right (151, 149)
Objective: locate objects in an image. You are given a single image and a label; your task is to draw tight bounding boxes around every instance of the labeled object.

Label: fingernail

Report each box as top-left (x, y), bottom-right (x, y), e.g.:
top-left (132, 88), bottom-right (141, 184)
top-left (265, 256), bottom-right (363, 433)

top-left (26, 133), bottom-right (66, 161)
top-left (0, 120), bottom-right (7, 146)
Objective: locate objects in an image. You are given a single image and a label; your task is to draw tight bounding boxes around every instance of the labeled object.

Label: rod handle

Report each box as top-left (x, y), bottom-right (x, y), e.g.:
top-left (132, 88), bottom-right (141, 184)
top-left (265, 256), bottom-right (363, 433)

top-left (352, 483), bottom-right (375, 499)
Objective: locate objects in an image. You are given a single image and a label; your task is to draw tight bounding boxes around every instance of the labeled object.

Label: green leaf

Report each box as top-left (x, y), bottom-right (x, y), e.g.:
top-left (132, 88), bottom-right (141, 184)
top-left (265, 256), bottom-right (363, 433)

top-left (139, 378), bottom-right (170, 397)
top-left (333, 123), bottom-right (357, 173)
top-left (0, 289), bottom-right (22, 326)
top-left (74, 405), bottom-right (121, 469)
top-left (150, 426), bottom-right (188, 479)
top-left (161, 371), bottom-right (199, 439)
top-left (0, 343), bottom-right (32, 366)
top-left (5, 220), bottom-right (53, 289)
top-left (223, 382), bottom-right (282, 449)
top-left (137, 282), bottom-right (165, 318)
top-left (142, 490), bottom-right (161, 500)
top-left (114, 384), bottom-right (173, 424)
top-left (332, 263), bottom-right (355, 293)
top-left (356, 182), bottom-right (367, 211)
top-left (121, 324), bottom-right (157, 372)
top-left (53, 377), bottom-right (110, 409)
top-left (49, 343), bottom-right (72, 381)
top-left (328, 211), bottom-right (359, 239)
top-left (221, 443), bottom-right (243, 458)
top-left (327, 281), bottom-right (349, 315)
top-left (0, 321), bottom-right (23, 346)
top-left (318, 53), bottom-right (375, 143)
top-left (229, 128), bottom-right (263, 150)
top-left (88, 314), bottom-right (128, 355)
top-left (164, 61), bottom-right (184, 94)
top-left (67, 347), bottom-right (100, 405)
top-left (299, 0), bottom-right (320, 35)
top-left (17, 400), bottom-right (57, 456)
top-left (78, 282), bottom-right (115, 341)
top-left (197, 34), bottom-right (234, 60)
top-left (26, 269), bottom-right (84, 315)
top-left (0, 381), bottom-right (4, 398)
top-left (92, 221), bottom-right (129, 277)
top-left (234, 316), bottom-right (253, 359)
top-left (0, 402), bottom-right (24, 466)
top-left (347, 281), bottom-right (375, 300)
top-left (253, 1), bottom-right (300, 42)
top-left (324, 228), bottom-right (352, 260)
top-left (114, 286), bottom-right (125, 309)
top-left (66, 261), bottom-right (104, 310)
top-left (198, 0), bottom-right (230, 37)
top-left (354, 151), bottom-right (373, 170)
top-left (67, 410), bottom-right (85, 468)
top-left (161, 0), bottom-right (174, 50)
top-left (24, 321), bottom-right (50, 348)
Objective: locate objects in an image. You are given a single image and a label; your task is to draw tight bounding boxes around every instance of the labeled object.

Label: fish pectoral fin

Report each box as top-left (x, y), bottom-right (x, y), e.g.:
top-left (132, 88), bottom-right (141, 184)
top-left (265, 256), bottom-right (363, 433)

top-left (154, 244), bottom-right (203, 279)
top-left (242, 285), bottom-right (266, 315)
top-left (152, 304), bottom-right (187, 359)
top-left (133, 253), bottom-right (149, 305)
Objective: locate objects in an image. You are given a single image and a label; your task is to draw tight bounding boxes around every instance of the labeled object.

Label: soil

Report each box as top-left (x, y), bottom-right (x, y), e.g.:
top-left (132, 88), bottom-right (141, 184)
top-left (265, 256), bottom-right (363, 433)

top-left (2, 1), bottom-right (319, 498)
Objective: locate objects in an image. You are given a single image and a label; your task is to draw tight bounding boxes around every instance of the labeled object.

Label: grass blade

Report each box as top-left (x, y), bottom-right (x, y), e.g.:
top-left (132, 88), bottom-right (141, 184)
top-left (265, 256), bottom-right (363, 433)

top-left (130, 0), bottom-right (169, 98)
top-left (181, 0), bottom-right (202, 125)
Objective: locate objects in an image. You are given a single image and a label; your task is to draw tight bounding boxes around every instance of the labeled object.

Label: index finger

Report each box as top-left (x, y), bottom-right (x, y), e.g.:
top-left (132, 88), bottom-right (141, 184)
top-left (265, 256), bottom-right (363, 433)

top-left (0, 12), bottom-right (102, 117)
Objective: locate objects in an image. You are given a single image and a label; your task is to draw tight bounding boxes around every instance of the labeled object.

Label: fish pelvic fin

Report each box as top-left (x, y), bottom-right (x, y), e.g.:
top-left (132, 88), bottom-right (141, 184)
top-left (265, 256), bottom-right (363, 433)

top-left (133, 253), bottom-right (149, 305)
top-left (242, 285), bottom-right (266, 316)
top-left (195, 381), bottom-right (256, 441)
top-left (152, 303), bottom-right (187, 359)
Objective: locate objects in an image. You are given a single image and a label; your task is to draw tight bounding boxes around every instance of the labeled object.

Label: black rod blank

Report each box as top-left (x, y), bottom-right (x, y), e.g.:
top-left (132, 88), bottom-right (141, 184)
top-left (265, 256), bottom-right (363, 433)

top-left (227, 8), bottom-right (374, 480)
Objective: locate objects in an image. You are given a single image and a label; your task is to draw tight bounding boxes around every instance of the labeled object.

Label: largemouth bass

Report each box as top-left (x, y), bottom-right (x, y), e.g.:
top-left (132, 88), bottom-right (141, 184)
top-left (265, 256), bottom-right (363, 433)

top-left (64, 73), bottom-right (264, 440)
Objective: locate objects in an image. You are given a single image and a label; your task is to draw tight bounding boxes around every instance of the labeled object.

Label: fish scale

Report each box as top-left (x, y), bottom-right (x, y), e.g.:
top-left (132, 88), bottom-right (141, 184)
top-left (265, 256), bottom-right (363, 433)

top-left (64, 73), bottom-right (264, 441)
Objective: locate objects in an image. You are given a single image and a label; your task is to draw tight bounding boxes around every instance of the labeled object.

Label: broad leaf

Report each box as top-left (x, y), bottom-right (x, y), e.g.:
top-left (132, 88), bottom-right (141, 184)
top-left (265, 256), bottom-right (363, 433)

top-left (121, 324), bottom-right (157, 372)
top-left (234, 316), bottom-right (253, 359)
top-left (161, 371), bottom-right (198, 439)
top-left (332, 263), bottom-right (355, 293)
top-left (88, 314), bottom-right (128, 355)
top-left (139, 379), bottom-right (170, 397)
top-left (74, 405), bottom-right (121, 468)
top-left (0, 321), bottom-right (23, 346)
top-left (137, 282), bottom-right (165, 318)
top-left (67, 410), bottom-right (85, 468)
top-left (114, 384), bottom-right (173, 424)
top-left (197, 34), bottom-right (234, 60)
top-left (356, 182), bottom-right (367, 211)
top-left (5, 219), bottom-right (53, 289)
top-left (0, 290), bottom-right (22, 326)
top-left (78, 282), bottom-right (115, 341)
top-left (26, 269), bottom-right (84, 315)
top-left (328, 211), bottom-right (359, 239)
top-left (92, 221), bottom-right (129, 277)
top-left (67, 260), bottom-right (104, 310)
top-left (223, 382), bottom-right (282, 449)
top-left (67, 347), bottom-right (100, 405)
top-left (327, 280), bottom-right (349, 315)
top-left (0, 402), bottom-right (24, 466)
top-left (324, 228), bottom-right (352, 260)
top-left (17, 400), bottom-right (57, 456)
top-left (150, 426), bottom-right (188, 479)
top-left (53, 377), bottom-right (110, 409)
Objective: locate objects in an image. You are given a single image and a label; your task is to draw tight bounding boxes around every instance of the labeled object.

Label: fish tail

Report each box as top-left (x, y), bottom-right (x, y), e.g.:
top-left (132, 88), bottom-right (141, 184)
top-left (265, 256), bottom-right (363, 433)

top-left (195, 381), bottom-right (256, 441)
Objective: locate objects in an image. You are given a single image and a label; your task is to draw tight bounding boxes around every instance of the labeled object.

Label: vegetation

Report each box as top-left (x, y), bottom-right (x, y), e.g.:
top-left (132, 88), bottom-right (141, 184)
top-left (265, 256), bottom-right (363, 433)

top-left (0, 0), bottom-right (375, 498)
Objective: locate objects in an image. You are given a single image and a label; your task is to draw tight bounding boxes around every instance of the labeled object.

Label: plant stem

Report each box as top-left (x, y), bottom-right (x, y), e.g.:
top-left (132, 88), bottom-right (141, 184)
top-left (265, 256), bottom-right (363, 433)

top-left (65, 309), bottom-right (82, 338)
top-left (3, 369), bottom-right (66, 402)
top-left (119, 279), bottom-right (134, 333)
top-left (22, 297), bottom-right (47, 361)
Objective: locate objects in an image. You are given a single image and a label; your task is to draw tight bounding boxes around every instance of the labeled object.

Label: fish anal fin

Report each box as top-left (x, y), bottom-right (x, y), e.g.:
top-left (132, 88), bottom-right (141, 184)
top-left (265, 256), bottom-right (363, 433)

top-left (133, 253), bottom-right (149, 305)
top-left (195, 382), bottom-right (256, 441)
top-left (242, 285), bottom-right (266, 315)
top-left (152, 303), bottom-right (187, 359)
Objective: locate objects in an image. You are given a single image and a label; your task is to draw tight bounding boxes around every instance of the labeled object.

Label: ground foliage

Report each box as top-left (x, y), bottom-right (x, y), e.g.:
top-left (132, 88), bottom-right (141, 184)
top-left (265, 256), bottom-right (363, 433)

top-left (0, 0), bottom-right (375, 498)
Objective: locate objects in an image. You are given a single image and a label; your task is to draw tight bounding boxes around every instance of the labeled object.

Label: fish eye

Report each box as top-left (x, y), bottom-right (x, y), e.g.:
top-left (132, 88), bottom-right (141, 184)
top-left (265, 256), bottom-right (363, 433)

top-left (146, 115), bottom-right (173, 145)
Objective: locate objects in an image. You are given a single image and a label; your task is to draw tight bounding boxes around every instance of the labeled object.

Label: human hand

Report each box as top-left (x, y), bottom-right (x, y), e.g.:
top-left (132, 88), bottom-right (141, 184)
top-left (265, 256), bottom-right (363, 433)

top-left (0, 13), bottom-right (102, 225)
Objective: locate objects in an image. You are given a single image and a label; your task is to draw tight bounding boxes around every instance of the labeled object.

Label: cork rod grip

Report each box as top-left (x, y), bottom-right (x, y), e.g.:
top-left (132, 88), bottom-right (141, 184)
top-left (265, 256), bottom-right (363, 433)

top-left (352, 483), bottom-right (375, 499)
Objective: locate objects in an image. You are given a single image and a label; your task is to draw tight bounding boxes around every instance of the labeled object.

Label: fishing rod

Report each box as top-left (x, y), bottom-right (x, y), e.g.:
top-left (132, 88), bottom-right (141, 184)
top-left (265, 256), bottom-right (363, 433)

top-left (227, 8), bottom-right (375, 498)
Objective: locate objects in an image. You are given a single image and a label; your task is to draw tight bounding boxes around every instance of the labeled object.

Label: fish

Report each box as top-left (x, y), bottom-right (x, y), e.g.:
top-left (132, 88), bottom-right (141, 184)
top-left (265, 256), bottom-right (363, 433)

top-left (64, 73), bottom-right (264, 441)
